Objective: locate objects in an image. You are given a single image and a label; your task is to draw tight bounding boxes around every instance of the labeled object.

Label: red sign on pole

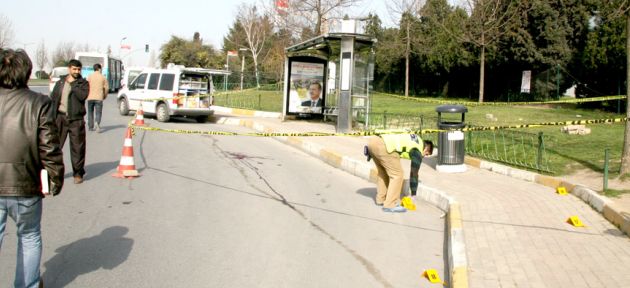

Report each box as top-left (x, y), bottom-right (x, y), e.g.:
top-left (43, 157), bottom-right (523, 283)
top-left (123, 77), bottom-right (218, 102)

top-left (120, 44), bottom-right (131, 50)
top-left (275, 0), bottom-right (288, 14)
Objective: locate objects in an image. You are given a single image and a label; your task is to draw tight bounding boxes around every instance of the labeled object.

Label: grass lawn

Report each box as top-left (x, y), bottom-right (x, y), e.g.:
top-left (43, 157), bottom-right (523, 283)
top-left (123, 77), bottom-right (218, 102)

top-left (217, 89), bottom-right (628, 178)
top-left (214, 90), bottom-right (283, 112)
top-left (603, 188), bottom-right (630, 198)
top-left (369, 92), bottom-right (627, 176)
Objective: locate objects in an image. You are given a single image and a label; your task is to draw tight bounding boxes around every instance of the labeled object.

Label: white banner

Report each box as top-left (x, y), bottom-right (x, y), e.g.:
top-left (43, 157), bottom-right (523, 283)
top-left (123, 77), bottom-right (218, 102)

top-left (521, 70), bottom-right (531, 93)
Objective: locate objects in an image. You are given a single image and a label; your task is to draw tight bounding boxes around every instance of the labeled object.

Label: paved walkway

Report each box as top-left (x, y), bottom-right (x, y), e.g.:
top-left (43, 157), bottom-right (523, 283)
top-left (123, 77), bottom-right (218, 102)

top-left (211, 112), bottom-right (630, 288)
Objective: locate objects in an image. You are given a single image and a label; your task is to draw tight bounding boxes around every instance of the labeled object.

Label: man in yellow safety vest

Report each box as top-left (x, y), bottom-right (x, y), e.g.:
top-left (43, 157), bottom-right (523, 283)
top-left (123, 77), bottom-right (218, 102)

top-left (366, 133), bottom-right (433, 212)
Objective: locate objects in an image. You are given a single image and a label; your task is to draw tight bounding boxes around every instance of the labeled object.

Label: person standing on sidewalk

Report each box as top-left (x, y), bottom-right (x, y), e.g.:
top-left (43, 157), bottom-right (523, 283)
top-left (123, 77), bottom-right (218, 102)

top-left (0, 48), bottom-right (65, 288)
top-left (50, 59), bottom-right (89, 184)
top-left (367, 133), bottom-right (433, 212)
top-left (86, 63), bottom-right (108, 133)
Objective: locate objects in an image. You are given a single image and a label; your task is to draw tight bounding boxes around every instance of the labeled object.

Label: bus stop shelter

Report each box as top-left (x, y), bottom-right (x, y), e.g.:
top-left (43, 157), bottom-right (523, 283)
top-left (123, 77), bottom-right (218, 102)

top-left (282, 20), bottom-right (376, 133)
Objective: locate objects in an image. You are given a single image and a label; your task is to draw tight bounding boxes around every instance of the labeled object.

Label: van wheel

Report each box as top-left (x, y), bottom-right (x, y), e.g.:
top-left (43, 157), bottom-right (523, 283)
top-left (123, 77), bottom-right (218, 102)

top-left (156, 104), bottom-right (170, 122)
top-left (195, 116), bottom-right (208, 123)
top-left (118, 98), bottom-right (129, 116)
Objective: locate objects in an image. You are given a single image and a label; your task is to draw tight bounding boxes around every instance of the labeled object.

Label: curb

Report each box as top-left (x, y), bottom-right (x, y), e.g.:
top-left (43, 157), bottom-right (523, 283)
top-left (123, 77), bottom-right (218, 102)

top-left (211, 114), bottom-right (469, 288)
top-left (211, 106), bottom-right (282, 119)
top-left (464, 157), bottom-right (629, 236)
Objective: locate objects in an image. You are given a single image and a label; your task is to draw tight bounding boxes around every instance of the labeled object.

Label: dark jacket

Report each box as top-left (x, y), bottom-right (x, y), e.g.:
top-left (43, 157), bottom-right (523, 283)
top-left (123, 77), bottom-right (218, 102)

top-left (50, 75), bottom-right (89, 120)
top-left (0, 87), bottom-right (64, 196)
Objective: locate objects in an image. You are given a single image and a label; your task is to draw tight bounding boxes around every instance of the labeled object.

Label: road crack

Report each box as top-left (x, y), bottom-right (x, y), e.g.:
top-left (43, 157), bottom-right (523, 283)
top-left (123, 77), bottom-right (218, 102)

top-left (209, 136), bottom-right (394, 288)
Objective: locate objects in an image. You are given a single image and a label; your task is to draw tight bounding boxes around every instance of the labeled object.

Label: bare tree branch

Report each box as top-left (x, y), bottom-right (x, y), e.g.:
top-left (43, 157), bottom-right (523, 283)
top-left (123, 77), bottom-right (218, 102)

top-left (0, 14), bottom-right (14, 48)
top-left (237, 3), bottom-right (273, 88)
top-left (35, 40), bottom-right (48, 76)
top-left (51, 42), bottom-right (76, 67)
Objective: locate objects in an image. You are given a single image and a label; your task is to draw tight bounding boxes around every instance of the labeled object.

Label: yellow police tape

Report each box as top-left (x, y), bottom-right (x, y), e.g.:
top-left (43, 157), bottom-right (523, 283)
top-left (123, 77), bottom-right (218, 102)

top-left (128, 117), bottom-right (628, 137)
top-left (380, 92), bottom-right (626, 106)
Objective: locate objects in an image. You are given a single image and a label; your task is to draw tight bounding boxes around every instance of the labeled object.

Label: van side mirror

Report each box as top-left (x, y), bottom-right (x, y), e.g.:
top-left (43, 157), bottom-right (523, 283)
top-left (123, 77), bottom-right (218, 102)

top-left (129, 82), bottom-right (136, 90)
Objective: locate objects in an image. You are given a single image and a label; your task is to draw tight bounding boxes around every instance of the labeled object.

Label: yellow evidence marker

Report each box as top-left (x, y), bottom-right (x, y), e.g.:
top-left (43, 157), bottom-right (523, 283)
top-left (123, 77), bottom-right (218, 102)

top-left (401, 196), bottom-right (416, 211)
top-left (567, 216), bottom-right (585, 227)
top-left (556, 186), bottom-right (568, 195)
top-left (423, 269), bottom-right (442, 283)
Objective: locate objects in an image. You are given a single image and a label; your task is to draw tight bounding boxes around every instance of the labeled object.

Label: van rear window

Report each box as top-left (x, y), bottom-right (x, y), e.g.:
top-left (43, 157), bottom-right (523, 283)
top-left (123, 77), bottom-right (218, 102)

top-left (159, 74), bottom-right (175, 91)
top-left (179, 74), bottom-right (209, 91)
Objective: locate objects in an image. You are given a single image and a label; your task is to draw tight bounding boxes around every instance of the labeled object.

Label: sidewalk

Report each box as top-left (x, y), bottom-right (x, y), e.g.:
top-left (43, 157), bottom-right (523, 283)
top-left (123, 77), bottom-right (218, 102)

top-left (210, 110), bottom-right (630, 288)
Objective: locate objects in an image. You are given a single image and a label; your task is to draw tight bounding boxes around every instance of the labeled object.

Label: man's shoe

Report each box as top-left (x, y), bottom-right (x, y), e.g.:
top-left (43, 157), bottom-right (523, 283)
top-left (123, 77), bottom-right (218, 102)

top-left (383, 205), bottom-right (407, 213)
top-left (74, 175), bottom-right (83, 184)
top-left (95, 123), bottom-right (101, 133)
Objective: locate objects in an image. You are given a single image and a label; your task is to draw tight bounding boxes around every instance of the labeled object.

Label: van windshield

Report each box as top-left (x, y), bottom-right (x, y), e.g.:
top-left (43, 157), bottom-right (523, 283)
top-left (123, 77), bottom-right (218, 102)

top-left (128, 70), bottom-right (141, 84)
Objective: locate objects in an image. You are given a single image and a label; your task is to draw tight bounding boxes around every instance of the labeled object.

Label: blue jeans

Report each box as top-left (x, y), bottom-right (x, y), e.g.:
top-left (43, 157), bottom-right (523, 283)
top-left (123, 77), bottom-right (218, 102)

top-left (0, 196), bottom-right (43, 288)
top-left (87, 100), bottom-right (103, 129)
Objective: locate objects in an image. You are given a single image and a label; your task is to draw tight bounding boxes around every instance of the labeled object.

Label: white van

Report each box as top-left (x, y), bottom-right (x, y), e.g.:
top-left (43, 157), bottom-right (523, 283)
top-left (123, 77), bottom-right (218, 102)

top-left (49, 67), bottom-right (68, 93)
top-left (119, 66), bottom-right (145, 91)
top-left (117, 67), bottom-right (219, 122)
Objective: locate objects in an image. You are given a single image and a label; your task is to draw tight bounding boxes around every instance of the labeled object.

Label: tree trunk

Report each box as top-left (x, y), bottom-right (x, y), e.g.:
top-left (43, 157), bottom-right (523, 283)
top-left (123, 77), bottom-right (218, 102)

top-left (405, 20), bottom-right (410, 97)
top-left (479, 43), bottom-right (486, 103)
top-left (315, 0), bottom-right (322, 35)
top-left (620, 14), bottom-right (630, 175)
top-left (253, 55), bottom-right (260, 88)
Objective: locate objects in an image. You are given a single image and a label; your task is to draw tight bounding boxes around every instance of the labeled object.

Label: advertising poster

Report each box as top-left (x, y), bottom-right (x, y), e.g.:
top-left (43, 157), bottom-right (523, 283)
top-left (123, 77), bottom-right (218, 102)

top-left (288, 61), bottom-right (325, 114)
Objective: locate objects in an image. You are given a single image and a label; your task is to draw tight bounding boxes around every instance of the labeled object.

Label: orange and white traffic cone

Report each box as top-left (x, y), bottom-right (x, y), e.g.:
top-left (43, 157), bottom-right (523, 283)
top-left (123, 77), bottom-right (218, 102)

top-left (112, 127), bottom-right (140, 178)
top-left (133, 103), bottom-right (145, 126)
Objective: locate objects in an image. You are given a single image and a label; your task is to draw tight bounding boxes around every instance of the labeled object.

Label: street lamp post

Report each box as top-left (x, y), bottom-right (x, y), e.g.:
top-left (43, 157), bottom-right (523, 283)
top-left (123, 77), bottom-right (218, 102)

top-left (224, 60), bottom-right (229, 92)
top-left (119, 37), bottom-right (127, 58)
top-left (16, 42), bottom-right (35, 52)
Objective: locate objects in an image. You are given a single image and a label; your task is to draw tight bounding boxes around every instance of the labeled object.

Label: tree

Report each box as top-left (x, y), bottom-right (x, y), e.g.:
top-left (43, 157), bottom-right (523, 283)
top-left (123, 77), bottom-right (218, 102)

top-left (419, 0), bottom-right (472, 96)
top-left (606, 0), bottom-right (630, 175)
top-left (51, 41), bottom-right (76, 67)
top-left (35, 40), bottom-right (48, 78)
top-left (270, 0), bottom-right (363, 39)
top-left (260, 28), bottom-right (294, 82)
top-left (159, 33), bottom-right (222, 69)
top-left (624, 10), bottom-right (630, 175)
top-left (486, 0), bottom-right (594, 101)
top-left (388, 0), bottom-right (423, 97)
top-left (236, 3), bottom-right (273, 88)
top-left (460, 0), bottom-right (522, 102)
top-left (0, 14), bottom-right (14, 48)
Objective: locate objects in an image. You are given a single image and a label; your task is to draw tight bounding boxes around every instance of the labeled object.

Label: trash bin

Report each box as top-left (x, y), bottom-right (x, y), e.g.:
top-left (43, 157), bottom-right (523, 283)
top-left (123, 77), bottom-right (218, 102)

top-left (436, 105), bottom-right (468, 172)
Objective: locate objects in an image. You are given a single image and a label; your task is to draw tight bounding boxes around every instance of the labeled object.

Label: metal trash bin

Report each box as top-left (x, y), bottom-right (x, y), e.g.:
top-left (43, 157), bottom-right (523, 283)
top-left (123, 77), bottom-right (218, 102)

top-left (436, 105), bottom-right (468, 173)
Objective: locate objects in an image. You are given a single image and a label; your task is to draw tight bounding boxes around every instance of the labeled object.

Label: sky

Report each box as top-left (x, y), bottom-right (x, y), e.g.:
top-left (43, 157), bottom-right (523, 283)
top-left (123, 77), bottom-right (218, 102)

top-left (3, 0), bottom-right (453, 70)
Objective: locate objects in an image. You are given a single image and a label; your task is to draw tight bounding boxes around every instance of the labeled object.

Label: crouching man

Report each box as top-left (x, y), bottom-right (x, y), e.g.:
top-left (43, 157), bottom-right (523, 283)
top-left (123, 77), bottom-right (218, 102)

top-left (367, 133), bottom-right (433, 213)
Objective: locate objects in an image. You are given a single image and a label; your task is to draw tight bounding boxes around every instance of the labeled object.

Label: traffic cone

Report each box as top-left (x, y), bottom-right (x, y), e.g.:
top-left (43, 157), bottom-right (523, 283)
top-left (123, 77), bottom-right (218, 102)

top-left (133, 103), bottom-right (145, 126)
top-left (112, 127), bottom-right (139, 178)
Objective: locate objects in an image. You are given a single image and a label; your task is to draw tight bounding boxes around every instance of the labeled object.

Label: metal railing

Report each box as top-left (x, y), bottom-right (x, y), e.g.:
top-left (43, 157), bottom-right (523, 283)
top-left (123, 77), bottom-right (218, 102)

top-left (359, 111), bottom-right (554, 173)
top-left (465, 128), bottom-right (554, 173)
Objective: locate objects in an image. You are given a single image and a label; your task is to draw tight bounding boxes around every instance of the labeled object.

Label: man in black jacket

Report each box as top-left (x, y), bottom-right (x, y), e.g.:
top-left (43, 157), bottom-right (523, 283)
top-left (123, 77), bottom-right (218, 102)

top-left (0, 48), bottom-right (64, 288)
top-left (50, 59), bottom-right (89, 184)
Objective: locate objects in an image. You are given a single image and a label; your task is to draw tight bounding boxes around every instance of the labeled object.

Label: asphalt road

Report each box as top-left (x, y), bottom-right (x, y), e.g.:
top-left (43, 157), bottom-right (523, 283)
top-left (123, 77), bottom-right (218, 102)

top-left (1, 87), bottom-right (446, 287)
